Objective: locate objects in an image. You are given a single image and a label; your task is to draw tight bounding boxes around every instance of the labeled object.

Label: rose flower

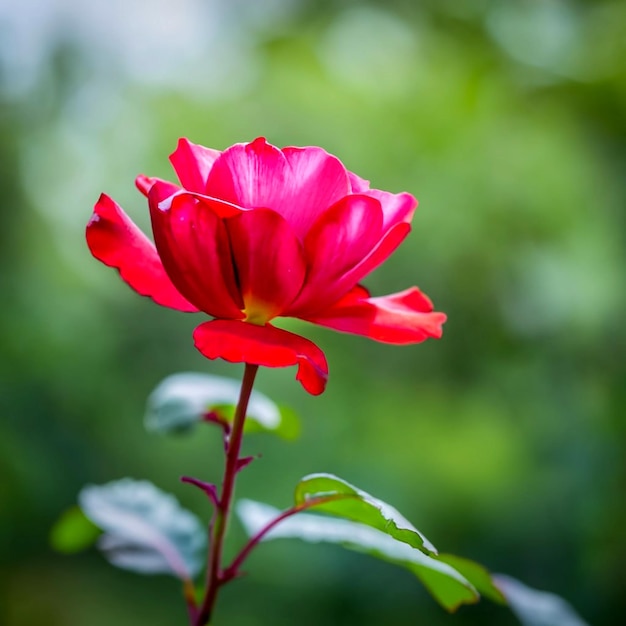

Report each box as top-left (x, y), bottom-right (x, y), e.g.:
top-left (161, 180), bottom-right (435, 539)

top-left (87, 138), bottom-right (445, 394)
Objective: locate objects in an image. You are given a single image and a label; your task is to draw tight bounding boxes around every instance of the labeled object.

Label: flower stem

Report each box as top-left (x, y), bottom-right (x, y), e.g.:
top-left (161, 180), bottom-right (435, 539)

top-left (223, 504), bottom-right (304, 582)
top-left (223, 494), bottom-right (349, 582)
top-left (196, 363), bottom-right (259, 626)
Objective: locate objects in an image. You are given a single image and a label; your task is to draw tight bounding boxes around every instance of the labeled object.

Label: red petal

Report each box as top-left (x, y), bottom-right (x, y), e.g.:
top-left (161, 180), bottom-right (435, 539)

top-left (338, 221), bottom-right (412, 291)
top-left (135, 175), bottom-right (180, 198)
top-left (205, 138), bottom-right (350, 239)
top-left (169, 138), bottom-right (221, 193)
top-left (86, 194), bottom-right (198, 312)
top-left (147, 178), bottom-right (180, 204)
top-left (226, 208), bottom-right (306, 322)
top-left (304, 286), bottom-right (446, 344)
top-left (288, 195), bottom-right (383, 314)
top-left (281, 145), bottom-right (351, 237)
top-left (205, 137), bottom-right (286, 208)
top-left (193, 320), bottom-right (328, 395)
top-left (293, 221), bottom-right (412, 317)
top-left (364, 190), bottom-right (417, 230)
top-left (148, 189), bottom-right (244, 319)
top-left (135, 175), bottom-right (154, 196)
top-left (348, 171), bottom-right (417, 229)
top-left (348, 171), bottom-right (370, 192)
top-left (150, 177), bottom-right (246, 220)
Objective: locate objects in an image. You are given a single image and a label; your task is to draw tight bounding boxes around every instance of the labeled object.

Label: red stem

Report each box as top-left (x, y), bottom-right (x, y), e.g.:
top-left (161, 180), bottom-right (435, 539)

top-left (196, 363), bottom-right (259, 626)
top-left (223, 494), bottom-right (349, 582)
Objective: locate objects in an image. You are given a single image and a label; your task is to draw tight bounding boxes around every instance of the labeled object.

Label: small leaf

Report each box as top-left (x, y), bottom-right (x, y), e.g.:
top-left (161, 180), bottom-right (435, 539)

top-left (251, 404), bottom-right (300, 439)
top-left (437, 554), bottom-right (506, 604)
top-left (294, 473), bottom-right (436, 555)
top-left (79, 479), bottom-right (206, 581)
top-left (213, 404), bottom-right (300, 439)
top-left (50, 506), bottom-right (101, 553)
top-left (145, 372), bottom-right (299, 438)
top-left (237, 500), bottom-right (478, 612)
top-left (494, 575), bottom-right (590, 626)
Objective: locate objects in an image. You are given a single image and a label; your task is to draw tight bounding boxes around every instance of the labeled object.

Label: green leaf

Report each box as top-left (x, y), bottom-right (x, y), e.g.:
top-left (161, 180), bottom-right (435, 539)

top-left (294, 473), bottom-right (436, 555)
top-left (214, 403), bottom-right (300, 440)
top-left (237, 500), bottom-right (478, 612)
top-left (50, 505), bottom-right (101, 553)
top-left (144, 372), bottom-right (299, 438)
top-left (79, 478), bottom-right (206, 581)
top-left (494, 575), bottom-right (590, 626)
top-left (437, 554), bottom-right (506, 604)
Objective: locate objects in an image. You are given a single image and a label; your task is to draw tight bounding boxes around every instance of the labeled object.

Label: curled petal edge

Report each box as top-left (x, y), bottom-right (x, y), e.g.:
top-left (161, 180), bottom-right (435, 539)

top-left (135, 175), bottom-right (169, 197)
top-left (148, 187), bottom-right (245, 319)
top-left (169, 137), bottom-right (221, 193)
top-left (347, 172), bottom-right (417, 227)
top-left (303, 286), bottom-right (446, 344)
top-left (193, 320), bottom-right (328, 395)
top-left (290, 222), bottom-right (412, 318)
top-left (288, 194), bottom-right (384, 314)
top-left (86, 194), bottom-right (198, 313)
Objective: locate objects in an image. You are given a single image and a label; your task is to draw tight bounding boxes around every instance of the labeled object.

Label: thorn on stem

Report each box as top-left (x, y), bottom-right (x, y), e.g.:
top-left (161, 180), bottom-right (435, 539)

top-left (181, 476), bottom-right (219, 507)
top-left (235, 455), bottom-right (257, 473)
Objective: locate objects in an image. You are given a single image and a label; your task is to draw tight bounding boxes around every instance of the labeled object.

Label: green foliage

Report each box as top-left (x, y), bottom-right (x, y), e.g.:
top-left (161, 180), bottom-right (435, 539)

top-left (2, 0), bottom-right (624, 623)
top-left (294, 473), bottom-right (436, 554)
top-left (235, 475), bottom-right (521, 613)
top-left (494, 575), bottom-right (590, 626)
top-left (79, 479), bottom-right (206, 581)
top-left (144, 372), bottom-right (299, 438)
top-left (218, 403), bottom-right (300, 440)
top-left (237, 499), bottom-right (479, 612)
top-left (436, 554), bottom-right (506, 605)
top-left (49, 506), bottom-right (100, 554)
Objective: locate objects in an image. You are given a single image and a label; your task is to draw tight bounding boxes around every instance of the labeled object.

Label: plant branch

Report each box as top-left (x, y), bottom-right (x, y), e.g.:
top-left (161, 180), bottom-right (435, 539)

top-left (196, 363), bottom-right (259, 626)
top-left (223, 494), bottom-right (350, 582)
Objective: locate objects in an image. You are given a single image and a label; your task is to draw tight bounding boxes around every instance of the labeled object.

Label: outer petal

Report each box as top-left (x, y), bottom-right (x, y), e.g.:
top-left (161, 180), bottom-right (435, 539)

top-left (205, 137), bottom-right (350, 239)
top-left (226, 208), bottom-right (306, 322)
top-left (288, 195), bottom-right (383, 313)
top-left (303, 286), bottom-right (446, 344)
top-left (193, 320), bottom-right (328, 395)
top-left (365, 190), bottom-right (417, 230)
top-left (281, 145), bottom-right (351, 236)
top-left (135, 175), bottom-right (180, 198)
top-left (169, 138), bottom-right (221, 193)
top-left (293, 220), bottom-right (412, 317)
top-left (348, 171), bottom-right (417, 229)
top-left (149, 179), bottom-right (244, 220)
top-left (348, 171), bottom-right (370, 193)
top-left (86, 194), bottom-right (198, 312)
top-left (333, 221), bottom-right (412, 296)
top-left (148, 188), bottom-right (244, 319)
top-left (147, 178), bottom-right (180, 204)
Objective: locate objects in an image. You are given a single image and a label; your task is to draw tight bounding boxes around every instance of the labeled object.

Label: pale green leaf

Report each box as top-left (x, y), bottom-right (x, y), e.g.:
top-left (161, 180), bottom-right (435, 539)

top-left (237, 500), bottom-right (478, 612)
top-left (79, 478), bottom-right (205, 580)
top-left (494, 575), bottom-right (590, 626)
top-left (294, 473), bottom-right (436, 554)
top-left (437, 553), bottom-right (506, 604)
top-left (145, 372), bottom-right (298, 438)
top-left (50, 505), bottom-right (101, 553)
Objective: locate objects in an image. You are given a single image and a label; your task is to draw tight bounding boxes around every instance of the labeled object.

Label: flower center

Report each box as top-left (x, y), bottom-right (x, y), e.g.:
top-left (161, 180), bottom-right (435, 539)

top-left (243, 300), bottom-right (275, 326)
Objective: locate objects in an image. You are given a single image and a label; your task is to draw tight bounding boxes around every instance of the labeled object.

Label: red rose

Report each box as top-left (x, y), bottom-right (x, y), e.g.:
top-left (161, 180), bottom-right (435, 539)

top-left (87, 138), bottom-right (445, 394)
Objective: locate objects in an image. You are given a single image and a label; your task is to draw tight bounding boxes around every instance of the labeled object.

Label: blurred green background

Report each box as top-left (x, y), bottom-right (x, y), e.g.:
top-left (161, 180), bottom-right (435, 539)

top-left (1, 0), bottom-right (625, 624)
